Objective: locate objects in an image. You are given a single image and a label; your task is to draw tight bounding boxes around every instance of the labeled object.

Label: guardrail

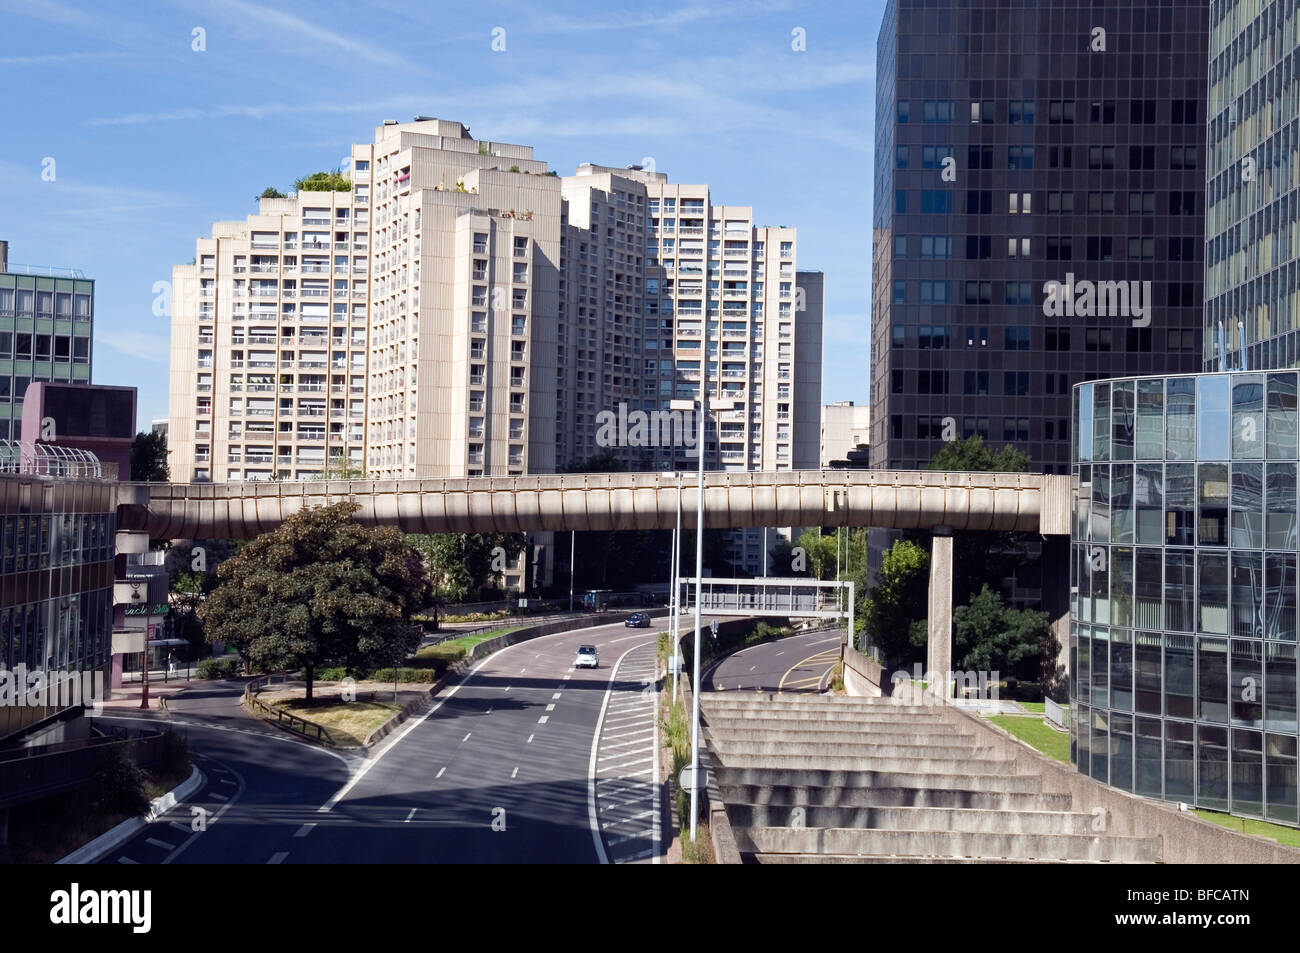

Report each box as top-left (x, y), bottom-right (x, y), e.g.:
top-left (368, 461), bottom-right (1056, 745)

top-left (1044, 696), bottom-right (1070, 729)
top-left (243, 675), bottom-right (335, 745)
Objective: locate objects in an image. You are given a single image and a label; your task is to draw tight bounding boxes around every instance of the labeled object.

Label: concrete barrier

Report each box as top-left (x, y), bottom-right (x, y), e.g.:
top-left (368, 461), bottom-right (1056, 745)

top-left (57, 764), bottom-right (203, 864)
top-left (841, 645), bottom-right (883, 697)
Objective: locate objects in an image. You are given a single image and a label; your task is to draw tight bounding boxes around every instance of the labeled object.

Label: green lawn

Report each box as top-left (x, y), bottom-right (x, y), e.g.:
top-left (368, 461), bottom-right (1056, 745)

top-left (1192, 810), bottom-right (1300, 848)
top-left (987, 715), bottom-right (1070, 763)
top-left (1018, 701), bottom-right (1046, 713)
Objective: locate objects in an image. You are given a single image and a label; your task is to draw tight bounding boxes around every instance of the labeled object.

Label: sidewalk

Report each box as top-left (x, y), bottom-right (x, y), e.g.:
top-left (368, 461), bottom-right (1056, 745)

top-left (102, 669), bottom-right (196, 711)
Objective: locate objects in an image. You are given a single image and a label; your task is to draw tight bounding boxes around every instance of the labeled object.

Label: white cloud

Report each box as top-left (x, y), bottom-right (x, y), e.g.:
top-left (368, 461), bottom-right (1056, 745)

top-left (97, 330), bottom-right (170, 364)
top-left (0, 51), bottom-right (129, 66)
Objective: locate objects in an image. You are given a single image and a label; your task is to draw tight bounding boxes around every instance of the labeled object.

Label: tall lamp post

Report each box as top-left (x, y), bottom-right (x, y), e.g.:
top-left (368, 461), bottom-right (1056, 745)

top-left (671, 390), bottom-right (735, 843)
top-left (661, 470), bottom-right (684, 696)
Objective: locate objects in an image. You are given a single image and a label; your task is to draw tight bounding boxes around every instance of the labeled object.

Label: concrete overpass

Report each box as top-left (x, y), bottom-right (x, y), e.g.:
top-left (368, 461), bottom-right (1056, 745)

top-left (115, 469), bottom-right (1072, 691)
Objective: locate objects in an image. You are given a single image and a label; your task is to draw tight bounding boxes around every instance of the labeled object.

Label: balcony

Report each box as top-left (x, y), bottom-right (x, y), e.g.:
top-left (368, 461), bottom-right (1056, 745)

top-left (251, 265), bottom-right (279, 274)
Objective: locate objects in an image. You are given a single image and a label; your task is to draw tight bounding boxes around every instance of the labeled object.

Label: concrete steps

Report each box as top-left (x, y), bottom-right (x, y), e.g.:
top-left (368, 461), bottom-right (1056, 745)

top-left (702, 692), bottom-right (1162, 864)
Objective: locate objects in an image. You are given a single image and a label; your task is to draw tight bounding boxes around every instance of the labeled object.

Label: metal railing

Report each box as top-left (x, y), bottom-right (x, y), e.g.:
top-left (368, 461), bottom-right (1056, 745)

top-left (243, 674), bottom-right (335, 745)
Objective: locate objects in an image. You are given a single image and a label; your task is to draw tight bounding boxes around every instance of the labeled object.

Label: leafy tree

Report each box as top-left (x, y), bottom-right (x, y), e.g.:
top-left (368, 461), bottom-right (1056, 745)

top-left (171, 571), bottom-right (206, 661)
top-left (927, 435), bottom-right (1031, 473)
top-left (795, 528), bottom-right (839, 580)
top-left (952, 584), bottom-right (1050, 679)
top-left (130, 431), bottom-right (169, 482)
top-left (860, 539), bottom-right (929, 665)
top-left (294, 170), bottom-right (351, 192)
top-left (260, 187), bottom-right (287, 199)
top-left (407, 532), bottom-right (528, 607)
top-left (200, 502), bottom-right (430, 700)
top-left (316, 456), bottom-right (368, 480)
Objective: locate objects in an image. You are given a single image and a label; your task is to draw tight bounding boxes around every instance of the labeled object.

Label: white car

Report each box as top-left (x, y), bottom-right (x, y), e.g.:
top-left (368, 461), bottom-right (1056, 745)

top-left (575, 645), bottom-right (599, 669)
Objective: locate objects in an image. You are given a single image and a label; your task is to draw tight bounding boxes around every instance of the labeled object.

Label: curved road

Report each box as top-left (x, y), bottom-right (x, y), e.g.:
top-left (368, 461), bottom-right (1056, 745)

top-left (95, 616), bottom-right (725, 864)
top-left (703, 628), bottom-right (843, 695)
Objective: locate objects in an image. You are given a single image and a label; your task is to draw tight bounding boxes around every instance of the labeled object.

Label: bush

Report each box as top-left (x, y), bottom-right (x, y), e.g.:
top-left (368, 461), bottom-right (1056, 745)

top-left (196, 657), bottom-right (239, 679)
top-left (91, 746), bottom-right (149, 817)
top-left (371, 667), bottom-right (440, 683)
top-left (157, 730), bottom-right (189, 779)
top-left (316, 667), bottom-right (349, 681)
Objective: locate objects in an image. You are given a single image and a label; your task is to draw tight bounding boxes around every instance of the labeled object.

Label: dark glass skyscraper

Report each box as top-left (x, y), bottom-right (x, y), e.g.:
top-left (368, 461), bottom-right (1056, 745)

top-left (871, 0), bottom-right (1209, 477)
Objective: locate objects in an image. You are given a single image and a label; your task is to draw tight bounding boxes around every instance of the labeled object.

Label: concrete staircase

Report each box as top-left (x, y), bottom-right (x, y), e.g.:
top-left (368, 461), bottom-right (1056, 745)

top-left (701, 693), bottom-right (1161, 864)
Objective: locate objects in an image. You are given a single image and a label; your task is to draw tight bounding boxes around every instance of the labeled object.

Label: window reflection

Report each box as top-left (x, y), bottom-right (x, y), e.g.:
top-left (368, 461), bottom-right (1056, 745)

top-left (1232, 374), bottom-right (1263, 459)
top-left (1112, 380), bottom-right (1135, 461)
top-left (1166, 377), bottom-right (1196, 460)
top-left (1267, 372), bottom-right (1298, 460)
top-left (1135, 463), bottom-right (1163, 543)
top-left (1137, 379), bottom-right (1164, 459)
top-left (1197, 375), bottom-right (1230, 460)
top-left (1197, 463), bottom-right (1229, 546)
top-left (1266, 463), bottom-right (1297, 549)
top-left (1265, 734), bottom-right (1297, 824)
top-left (1231, 462), bottom-right (1263, 548)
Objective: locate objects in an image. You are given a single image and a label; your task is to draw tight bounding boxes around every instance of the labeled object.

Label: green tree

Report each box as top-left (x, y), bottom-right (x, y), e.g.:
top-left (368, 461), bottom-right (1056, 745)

top-left (200, 502), bottom-right (430, 700)
top-left (952, 584), bottom-right (1050, 678)
top-left (406, 532), bottom-right (528, 606)
top-left (860, 539), bottom-right (929, 665)
top-left (927, 435), bottom-right (1031, 473)
top-left (795, 528), bottom-right (840, 580)
top-left (130, 431), bottom-right (169, 482)
top-left (294, 170), bottom-right (350, 192)
top-left (260, 187), bottom-right (287, 199)
top-left (316, 456), bottom-right (368, 480)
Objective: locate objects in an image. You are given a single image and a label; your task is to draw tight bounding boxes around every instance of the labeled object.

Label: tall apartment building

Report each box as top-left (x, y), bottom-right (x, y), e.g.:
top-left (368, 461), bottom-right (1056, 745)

top-left (0, 240), bottom-right (95, 441)
top-left (168, 117), bottom-right (822, 579)
top-left (871, 0), bottom-right (1209, 476)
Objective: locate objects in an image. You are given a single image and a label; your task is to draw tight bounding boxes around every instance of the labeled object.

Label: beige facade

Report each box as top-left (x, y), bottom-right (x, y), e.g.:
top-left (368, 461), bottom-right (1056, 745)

top-left (821, 400), bottom-right (871, 467)
top-left (168, 116), bottom-right (823, 580)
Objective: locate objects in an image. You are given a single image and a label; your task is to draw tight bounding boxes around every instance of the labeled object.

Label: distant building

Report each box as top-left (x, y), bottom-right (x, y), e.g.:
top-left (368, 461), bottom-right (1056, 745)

top-left (821, 401), bottom-right (871, 468)
top-left (19, 383), bottom-right (136, 479)
top-left (151, 418), bottom-right (168, 438)
top-left (0, 240), bottom-right (95, 442)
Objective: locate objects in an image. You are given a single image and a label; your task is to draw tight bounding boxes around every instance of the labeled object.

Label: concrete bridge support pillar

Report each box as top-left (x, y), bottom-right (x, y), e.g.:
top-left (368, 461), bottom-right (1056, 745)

top-left (926, 528), bottom-right (953, 699)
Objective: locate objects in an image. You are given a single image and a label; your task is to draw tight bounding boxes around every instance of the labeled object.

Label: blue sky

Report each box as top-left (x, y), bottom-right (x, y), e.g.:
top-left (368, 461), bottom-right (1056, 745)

top-left (0, 0), bottom-right (884, 429)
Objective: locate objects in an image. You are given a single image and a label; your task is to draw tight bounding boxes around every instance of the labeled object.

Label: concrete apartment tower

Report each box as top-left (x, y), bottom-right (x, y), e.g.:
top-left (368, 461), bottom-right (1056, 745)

top-left (168, 116), bottom-right (823, 579)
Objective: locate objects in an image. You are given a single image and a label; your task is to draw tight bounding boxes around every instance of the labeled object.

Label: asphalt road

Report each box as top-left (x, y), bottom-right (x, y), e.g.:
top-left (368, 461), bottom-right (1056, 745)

top-left (703, 628), bottom-right (843, 694)
top-left (96, 616), bottom-right (721, 864)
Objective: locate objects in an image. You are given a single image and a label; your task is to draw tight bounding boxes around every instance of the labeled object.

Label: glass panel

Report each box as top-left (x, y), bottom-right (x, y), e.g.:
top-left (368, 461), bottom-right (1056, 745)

top-left (1136, 379), bottom-right (1164, 460)
top-left (1112, 464), bottom-right (1133, 543)
top-left (1165, 463), bottom-right (1195, 545)
top-left (1198, 636), bottom-right (1229, 722)
top-left (1135, 463), bottom-right (1164, 543)
top-left (1265, 553), bottom-right (1297, 641)
top-left (1091, 626), bottom-right (1109, 708)
top-left (1231, 373), bottom-right (1263, 459)
top-left (1091, 543), bottom-right (1110, 625)
top-left (1165, 550), bottom-right (1194, 632)
top-left (1091, 464), bottom-right (1110, 543)
top-left (1165, 719), bottom-right (1195, 800)
top-left (1077, 704), bottom-right (1090, 774)
top-left (1266, 463), bottom-right (1298, 548)
top-left (1078, 383), bottom-right (1094, 461)
top-left (1077, 628), bottom-right (1091, 703)
top-left (1110, 713), bottom-right (1134, 792)
top-left (1231, 639), bottom-right (1264, 727)
top-left (1198, 463), bottom-right (1229, 546)
top-left (1197, 375), bottom-right (1230, 460)
top-left (1265, 642), bottom-right (1298, 732)
top-left (1198, 554), bottom-right (1228, 635)
top-left (1110, 628), bottom-right (1133, 711)
top-left (1265, 733), bottom-right (1297, 824)
top-left (1135, 631), bottom-right (1162, 714)
top-left (1231, 728), bottom-right (1263, 816)
top-left (1112, 380), bottom-right (1134, 461)
top-left (1197, 724), bottom-right (1230, 810)
top-left (1231, 462), bottom-right (1263, 548)
top-left (1090, 709), bottom-right (1109, 783)
top-left (1135, 716), bottom-right (1163, 796)
top-left (1093, 382), bottom-right (1111, 461)
top-left (1111, 547), bottom-right (1133, 628)
top-left (1166, 377), bottom-right (1196, 460)
top-left (1266, 372), bottom-right (1298, 460)
top-left (1231, 551), bottom-right (1264, 641)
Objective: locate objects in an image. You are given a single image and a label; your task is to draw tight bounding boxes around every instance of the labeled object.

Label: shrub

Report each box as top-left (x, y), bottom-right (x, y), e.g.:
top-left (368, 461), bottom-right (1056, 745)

top-left (157, 730), bottom-right (190, 778)
top-left (371, 667), bottom-right (440, 683)
top-left (196, 657), bottom-right (239, 679)
top-left (91, 746), bottom-right (149, 817)
top-left (316, 667), bottom-right (350, 681)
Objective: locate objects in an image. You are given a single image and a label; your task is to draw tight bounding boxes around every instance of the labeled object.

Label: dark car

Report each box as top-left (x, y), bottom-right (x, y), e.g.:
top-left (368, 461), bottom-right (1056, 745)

top-left (624, 612), bottom-right (651, 628)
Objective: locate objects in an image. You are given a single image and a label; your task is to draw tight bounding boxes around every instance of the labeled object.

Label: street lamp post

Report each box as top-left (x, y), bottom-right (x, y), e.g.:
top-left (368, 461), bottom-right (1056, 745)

top-left (569, 529), bottom-right (575, 613)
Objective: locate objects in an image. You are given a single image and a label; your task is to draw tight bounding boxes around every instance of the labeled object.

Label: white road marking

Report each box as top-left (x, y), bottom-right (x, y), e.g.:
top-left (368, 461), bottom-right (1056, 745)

top-left (527, 733), bottom-right (535, 743)
top-left (218, 777), bottom-right (236, 785)
top-left (404, 809), bottom-right (416, 823)
top-left (538, 715), bottom-right (549, 724)
top-left (462, 732), bottom-right (472, 742)
top-left (562, 675), bottom-right (572, 680)
top-left (545, 704), bottom-right (555, 712)
top-left (117, 857), bottom-right (138, 864)
top-left (211, 792), bottom-right (229, 801)
top-left (294, 823), bottom-right (315, 838)
top-left (551, 692), bottom-right (562, 700)
top-left (267, 852), bottom-right (289, 864)
top-left (436, 766), bottom-right (446, 778)
top-left (511, 766), bottom-right (519, 778)
top-left (145, 837), bottom-right (173, 850)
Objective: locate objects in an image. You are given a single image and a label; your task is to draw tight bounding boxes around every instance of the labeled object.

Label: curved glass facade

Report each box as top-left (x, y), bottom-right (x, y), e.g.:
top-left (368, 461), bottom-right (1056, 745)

top-left (1072, 372), bottom-right (1299, 825)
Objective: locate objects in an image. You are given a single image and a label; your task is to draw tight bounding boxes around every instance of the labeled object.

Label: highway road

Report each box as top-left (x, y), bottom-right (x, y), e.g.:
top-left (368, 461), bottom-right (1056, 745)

top-left (95, 615), bottom-right (724, 864)
top-left (703, 628), bottom-right (843, 695)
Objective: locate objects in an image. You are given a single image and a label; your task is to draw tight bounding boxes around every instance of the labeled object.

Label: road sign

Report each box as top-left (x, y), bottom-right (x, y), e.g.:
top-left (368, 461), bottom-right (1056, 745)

top-left (667, 654), bottom-right (683, 673)
top-left (709, 620), bottom-right (719, 639)
top-left (678, 765), bottom-right (709, 791)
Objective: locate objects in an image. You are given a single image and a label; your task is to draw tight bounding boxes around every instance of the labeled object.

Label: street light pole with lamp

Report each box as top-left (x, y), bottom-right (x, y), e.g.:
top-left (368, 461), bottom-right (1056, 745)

top-left (670, 390), bottom-right (736, 843)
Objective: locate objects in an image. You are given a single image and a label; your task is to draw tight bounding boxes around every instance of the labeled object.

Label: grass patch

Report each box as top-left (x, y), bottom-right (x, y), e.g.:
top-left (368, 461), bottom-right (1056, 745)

top-left (988, 714), bottom-right (1070, 763)
top-left (682, 826), bottom-right (714, 864)
top-left (274, 698), bottom-right (401, 747)
top-left (1192, 810), bottom-right (1300, 848)
top-left (1018, 701), bottom-right (1047, 713)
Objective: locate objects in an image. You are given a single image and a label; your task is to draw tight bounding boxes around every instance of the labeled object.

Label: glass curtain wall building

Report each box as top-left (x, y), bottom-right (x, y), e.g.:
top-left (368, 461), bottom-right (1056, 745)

top-left (1072, 373), bottom-right (1298, 824)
